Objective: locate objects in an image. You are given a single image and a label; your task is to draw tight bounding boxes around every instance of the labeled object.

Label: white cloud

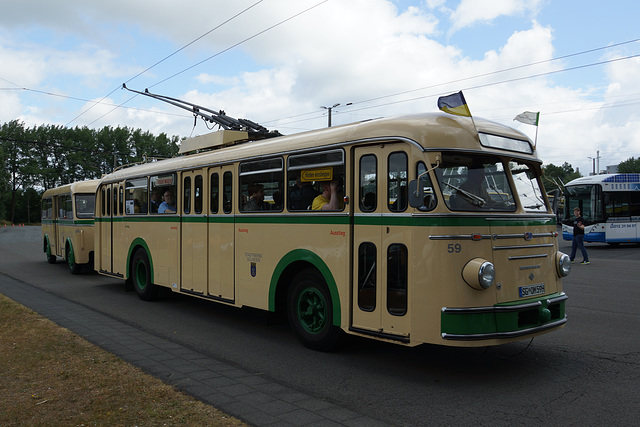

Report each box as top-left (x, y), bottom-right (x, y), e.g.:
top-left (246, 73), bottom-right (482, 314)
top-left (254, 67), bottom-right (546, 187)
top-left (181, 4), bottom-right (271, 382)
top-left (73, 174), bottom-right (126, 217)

top-left (448, 0), bottom-right (543, 34)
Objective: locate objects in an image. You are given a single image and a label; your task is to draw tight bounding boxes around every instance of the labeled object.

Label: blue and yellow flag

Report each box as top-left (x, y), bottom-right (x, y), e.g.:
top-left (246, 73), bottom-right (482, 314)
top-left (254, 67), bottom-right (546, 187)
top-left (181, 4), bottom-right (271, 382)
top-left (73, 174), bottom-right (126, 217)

top-left (437, 91), bottom-right (471, 117)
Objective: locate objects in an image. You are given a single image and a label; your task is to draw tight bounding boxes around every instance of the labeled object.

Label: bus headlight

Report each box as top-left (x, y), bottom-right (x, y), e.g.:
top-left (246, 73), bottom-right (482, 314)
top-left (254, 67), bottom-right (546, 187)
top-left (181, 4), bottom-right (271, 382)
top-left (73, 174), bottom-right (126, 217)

top-left (556, 252), bottom-right (571, 277)
top-left (462, 258), bottom-right (495, 290)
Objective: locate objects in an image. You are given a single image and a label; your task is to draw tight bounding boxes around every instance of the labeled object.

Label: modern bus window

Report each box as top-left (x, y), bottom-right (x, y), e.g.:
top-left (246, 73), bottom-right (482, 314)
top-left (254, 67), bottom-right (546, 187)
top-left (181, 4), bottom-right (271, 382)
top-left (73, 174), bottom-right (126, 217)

top-left (210, 173), bottom-right (219, 214)
top-left (183, 176), bottom-right (191, 214)
top-left (416, 161), bottom-right (437, 212)
top-left (605, 191), bottom-right (640, 218)
top-left (223, 171), bottom-right (233, 214)
top-left (436, 153), bottom-right (516, 212)
top-left (42, 197), bottom-right (53, 220)
top-left (150, 174), bottom-right (177, 214)
top-left (287, 149), bottom-right (345, 211)
top-left (125, 177), bottom-right (148, 214)
top-left (388, 152), bottom-right (408, 212)
top-left (359, 155), bottom-right (377, 212)
top-left (387, 243), bottom-right (408, 316)
top-left (239, 157), bottom-right (284, 212)
top-left (357, 242), bottom-right (376, 311)
top-left (565, 184), bottom-right (602, 223)
top-left (75, 194), bottom-right (96, 218)
top-left (510, 161), bottom-right (548, 213)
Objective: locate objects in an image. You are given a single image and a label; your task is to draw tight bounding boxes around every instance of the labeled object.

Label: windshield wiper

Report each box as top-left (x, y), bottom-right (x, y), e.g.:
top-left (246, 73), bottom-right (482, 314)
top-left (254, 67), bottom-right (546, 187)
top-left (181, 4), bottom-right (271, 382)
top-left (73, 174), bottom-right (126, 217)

top-left (444, 182), bottom-right (486, 207)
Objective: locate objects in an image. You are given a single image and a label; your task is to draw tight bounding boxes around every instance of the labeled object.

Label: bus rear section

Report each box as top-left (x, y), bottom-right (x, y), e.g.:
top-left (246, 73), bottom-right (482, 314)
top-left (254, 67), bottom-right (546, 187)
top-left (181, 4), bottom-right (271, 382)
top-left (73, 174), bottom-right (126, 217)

top-left (41, 179), bottom-right (98, 274)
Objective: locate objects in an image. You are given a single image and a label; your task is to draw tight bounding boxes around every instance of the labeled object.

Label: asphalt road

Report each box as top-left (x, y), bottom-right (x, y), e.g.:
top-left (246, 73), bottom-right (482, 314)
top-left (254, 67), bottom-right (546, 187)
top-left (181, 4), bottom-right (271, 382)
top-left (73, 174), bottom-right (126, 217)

top-left (1, 226), bottom-right (639, 425)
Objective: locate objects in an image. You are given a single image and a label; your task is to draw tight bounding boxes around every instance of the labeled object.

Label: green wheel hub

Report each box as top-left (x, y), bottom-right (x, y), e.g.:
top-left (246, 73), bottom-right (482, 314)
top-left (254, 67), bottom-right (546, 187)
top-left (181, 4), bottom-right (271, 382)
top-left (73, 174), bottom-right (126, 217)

top-left (134, 260), bottom-right (147, 290)
top-left (297, 287), bottom-right (327, 334)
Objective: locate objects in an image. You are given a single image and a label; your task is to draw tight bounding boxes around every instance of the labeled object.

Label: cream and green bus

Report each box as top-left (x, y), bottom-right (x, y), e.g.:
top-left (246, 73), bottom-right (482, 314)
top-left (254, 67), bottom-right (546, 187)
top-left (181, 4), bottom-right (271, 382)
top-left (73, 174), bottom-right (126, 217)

top-left (94, 113), bottom-right (570, 350)
top-left (41, 179), bottom-right (99, 274)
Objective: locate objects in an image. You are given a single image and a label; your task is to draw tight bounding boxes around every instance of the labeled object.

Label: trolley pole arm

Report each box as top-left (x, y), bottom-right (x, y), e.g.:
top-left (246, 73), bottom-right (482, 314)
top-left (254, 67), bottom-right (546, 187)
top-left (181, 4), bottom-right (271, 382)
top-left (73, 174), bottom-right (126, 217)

top-left (122, 84), bottom-right (282, 138)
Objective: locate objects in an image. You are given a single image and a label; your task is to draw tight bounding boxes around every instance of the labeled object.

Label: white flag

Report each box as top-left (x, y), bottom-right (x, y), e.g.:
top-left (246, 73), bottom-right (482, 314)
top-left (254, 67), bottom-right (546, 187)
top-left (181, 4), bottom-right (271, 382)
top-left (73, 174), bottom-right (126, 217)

top-left (514, 111), bottom-right (539, 126)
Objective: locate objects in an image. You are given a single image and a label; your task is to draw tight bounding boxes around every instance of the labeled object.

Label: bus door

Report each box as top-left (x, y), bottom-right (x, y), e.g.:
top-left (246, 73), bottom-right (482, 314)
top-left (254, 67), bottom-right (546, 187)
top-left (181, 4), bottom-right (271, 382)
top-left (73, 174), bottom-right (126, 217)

top-left (351, 146), bottom-right (411, 341)
top-left (99, 184), bottom-right (113, 273)
top-left (51, 195), bottom-right (61, 257)
top-left (181, 170), bottom-right (208, 294)
top-left (207, 167), bottom-right (235, 301)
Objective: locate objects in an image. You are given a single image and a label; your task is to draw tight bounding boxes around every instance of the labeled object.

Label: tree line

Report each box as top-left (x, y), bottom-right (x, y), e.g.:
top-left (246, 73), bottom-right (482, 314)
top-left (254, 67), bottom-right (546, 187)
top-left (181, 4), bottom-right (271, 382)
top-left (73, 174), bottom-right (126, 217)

top-left (1, 120), bottom-right (179, 224)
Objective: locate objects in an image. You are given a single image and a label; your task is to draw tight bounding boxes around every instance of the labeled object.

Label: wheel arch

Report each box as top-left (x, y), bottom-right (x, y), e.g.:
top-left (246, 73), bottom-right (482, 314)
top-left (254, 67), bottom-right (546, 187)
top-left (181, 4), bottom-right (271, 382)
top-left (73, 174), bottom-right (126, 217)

top-left (126, 238), bottom-right (154, 281)
top-left (269, 249), bottom-right (341, 326)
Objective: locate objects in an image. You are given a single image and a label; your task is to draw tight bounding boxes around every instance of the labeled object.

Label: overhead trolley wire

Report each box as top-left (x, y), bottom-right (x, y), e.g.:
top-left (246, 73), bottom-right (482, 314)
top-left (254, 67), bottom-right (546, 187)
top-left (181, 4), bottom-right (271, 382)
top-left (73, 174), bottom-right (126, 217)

top-left (67, 0), bottom-right (267, 127)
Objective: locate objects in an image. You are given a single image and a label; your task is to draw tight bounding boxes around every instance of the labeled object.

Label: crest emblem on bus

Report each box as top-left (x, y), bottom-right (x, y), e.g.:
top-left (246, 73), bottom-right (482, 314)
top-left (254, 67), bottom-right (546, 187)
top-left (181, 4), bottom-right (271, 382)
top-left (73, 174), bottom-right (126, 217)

top-left (524, 232), bottom-right (533, 241)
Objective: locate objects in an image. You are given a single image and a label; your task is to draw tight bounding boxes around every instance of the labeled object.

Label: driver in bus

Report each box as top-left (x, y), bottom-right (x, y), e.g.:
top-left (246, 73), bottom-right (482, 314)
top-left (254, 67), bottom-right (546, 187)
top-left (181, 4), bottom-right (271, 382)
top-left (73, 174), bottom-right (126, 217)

top-left (158, 190), bottom-right (176, 213)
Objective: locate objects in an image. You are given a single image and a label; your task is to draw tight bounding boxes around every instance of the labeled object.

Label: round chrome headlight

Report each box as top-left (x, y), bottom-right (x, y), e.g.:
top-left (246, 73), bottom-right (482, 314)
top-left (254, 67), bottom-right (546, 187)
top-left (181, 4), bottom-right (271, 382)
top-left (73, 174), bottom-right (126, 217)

top-left (478, 261), bottom-right (495, 289)
top-left (462, 258), bottom-right (495, 290)
top-left (556, 252), bottom-right (571, 277)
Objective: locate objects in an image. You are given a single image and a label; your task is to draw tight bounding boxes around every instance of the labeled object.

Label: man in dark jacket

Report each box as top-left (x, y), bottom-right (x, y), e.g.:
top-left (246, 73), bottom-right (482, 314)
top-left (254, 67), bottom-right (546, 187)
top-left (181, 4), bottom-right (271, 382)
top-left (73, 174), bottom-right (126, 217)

top-left (565, 207), bottom-right (590, 264)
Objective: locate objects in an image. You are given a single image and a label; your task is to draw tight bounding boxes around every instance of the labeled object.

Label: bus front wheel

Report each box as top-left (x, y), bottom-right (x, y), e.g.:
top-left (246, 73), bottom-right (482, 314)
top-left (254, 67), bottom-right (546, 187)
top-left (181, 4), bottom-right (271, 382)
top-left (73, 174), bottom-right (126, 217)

top-left (287, 269), bottom-right (341, 351)
top-left (131, 249), bottom-right (158, 301)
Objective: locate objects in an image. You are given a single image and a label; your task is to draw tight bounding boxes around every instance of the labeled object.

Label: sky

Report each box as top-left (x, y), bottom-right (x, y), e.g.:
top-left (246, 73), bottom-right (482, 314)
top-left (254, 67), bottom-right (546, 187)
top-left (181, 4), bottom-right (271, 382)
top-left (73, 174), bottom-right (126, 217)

top-left (1, 0), bottom-right (640, 176)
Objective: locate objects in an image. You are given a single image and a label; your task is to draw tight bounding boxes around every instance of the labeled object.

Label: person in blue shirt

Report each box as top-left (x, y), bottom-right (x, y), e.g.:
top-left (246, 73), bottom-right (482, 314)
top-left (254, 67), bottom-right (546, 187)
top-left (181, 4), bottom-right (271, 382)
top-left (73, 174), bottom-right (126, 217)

top-left (158, 190), bottom-right (176, 213)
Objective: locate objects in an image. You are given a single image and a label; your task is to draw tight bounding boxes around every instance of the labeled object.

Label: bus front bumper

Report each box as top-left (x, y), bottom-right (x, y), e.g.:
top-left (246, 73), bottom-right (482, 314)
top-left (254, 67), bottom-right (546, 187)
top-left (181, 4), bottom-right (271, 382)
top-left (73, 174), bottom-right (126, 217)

top-left (440, 293), bottom-right (567, 341)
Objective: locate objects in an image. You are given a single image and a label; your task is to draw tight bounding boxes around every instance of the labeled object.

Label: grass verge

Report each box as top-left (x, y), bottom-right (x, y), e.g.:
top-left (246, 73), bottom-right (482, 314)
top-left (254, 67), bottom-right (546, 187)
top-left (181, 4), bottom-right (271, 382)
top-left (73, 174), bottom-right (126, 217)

top-left (0, 293), bottom-right (246, 426)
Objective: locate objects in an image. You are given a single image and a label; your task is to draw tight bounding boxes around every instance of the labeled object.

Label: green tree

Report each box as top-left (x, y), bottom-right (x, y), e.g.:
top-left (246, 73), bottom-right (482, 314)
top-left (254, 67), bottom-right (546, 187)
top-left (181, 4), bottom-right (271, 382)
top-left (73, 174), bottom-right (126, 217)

top-left (1, 120), bottom-right (181, 223)
top-left (617, 157), bottom-right (640, 173)
top-left (541, 162), bottom-right (582, 193)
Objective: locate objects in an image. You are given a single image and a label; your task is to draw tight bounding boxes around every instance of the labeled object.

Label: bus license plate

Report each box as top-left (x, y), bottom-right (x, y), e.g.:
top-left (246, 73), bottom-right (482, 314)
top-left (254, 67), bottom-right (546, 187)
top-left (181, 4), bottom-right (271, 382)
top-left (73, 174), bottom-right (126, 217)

top-left (519, 283), bottom-right (545, 298)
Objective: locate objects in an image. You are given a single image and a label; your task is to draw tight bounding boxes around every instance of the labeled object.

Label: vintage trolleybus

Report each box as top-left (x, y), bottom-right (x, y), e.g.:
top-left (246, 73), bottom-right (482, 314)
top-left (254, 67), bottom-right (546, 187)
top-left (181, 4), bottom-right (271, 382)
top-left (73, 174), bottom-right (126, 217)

top-left (563, 173), bottom-right (640, 243)
top-left (94, 113), bottom-right (570, 350)
top-left (41, 179), bottom-right (99, 274)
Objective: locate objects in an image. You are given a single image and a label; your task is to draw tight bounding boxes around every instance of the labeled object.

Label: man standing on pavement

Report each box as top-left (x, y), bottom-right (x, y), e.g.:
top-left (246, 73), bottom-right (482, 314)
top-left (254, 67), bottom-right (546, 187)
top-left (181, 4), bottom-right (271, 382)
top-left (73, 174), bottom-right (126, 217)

top-left (565, 207), bottom-right (590, 264)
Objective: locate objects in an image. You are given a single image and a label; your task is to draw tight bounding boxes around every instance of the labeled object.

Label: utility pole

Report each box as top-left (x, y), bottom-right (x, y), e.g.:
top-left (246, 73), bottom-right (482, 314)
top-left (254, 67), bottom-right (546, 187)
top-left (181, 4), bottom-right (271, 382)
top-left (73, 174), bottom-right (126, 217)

top-left (320, 103), bottom-right (340, 127)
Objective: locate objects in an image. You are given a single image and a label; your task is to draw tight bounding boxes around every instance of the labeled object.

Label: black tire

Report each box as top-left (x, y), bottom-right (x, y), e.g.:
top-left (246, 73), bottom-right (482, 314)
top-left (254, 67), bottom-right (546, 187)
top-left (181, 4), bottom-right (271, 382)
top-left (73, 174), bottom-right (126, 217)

top-left (66, 243), bottom-right (80, 274)
top-left (131, 248), bottom-right (158, 301)
top-left (287, 269), bottom-right (342, 351)
top-left (44, 239), bottom-right (56, 264)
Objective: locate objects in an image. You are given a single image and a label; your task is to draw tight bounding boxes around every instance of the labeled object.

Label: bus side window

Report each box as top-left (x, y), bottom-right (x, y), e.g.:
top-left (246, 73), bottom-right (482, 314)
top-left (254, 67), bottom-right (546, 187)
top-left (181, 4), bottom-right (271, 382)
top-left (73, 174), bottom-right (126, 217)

top-left (387, 243), bottom-right (408, 316)
top-left (223, 171), bottom-right (232, 214)
top-left (358, 242), bottom-right (376, 311)
top-left (210, 173), bottom-right (219, 214)
top-left (194, 175), bottom-right (203, 214)
top-left (184, 176), bottom-right (191, 214)
top-left (359, 154), bottom-right (377, 212)
top-left (388, 152), bottom-right (408, 212)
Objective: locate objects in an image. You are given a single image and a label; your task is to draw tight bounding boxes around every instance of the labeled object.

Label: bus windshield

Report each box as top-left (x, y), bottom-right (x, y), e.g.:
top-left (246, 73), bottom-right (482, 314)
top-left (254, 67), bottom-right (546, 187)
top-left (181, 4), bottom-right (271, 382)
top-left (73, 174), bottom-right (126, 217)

top-left (436, 153), bottom-right (516, 212)
top-left (564, 184), bottom-right (603, 223)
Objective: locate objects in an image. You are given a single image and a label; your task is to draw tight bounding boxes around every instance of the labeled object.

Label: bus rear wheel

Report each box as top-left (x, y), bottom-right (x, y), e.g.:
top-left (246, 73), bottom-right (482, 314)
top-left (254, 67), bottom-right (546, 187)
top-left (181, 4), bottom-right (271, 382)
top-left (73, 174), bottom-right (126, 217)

top-left (45, 239), bottom-right (56, 264)
top-left (287, 269), bottom-right (341, 351)
top-left (66, 243), bottom-right (80, 274)
top-left (131, 248), bottom-right (158, 301)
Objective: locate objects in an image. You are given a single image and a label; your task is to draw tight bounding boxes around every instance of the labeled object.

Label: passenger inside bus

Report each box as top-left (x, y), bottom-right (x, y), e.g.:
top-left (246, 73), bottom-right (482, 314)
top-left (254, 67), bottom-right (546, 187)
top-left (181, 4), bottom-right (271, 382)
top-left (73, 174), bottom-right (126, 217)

top-left (289, 176), bottom-right (319, 210)
top-left (312, 179), bottom-right (344, 210)
top-left (244, 183), bottom-right (268, 211)
top-left (150, 190), bottom-right (162, 213)
top-left (158, 190), bottom-right (176, 213)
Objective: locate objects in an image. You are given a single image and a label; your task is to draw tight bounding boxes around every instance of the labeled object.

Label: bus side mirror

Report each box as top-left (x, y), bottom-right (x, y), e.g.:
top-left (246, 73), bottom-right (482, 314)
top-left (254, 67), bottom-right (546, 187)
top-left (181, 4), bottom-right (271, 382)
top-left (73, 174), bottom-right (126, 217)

top-left (408, 180), bottom-right (423, 208)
